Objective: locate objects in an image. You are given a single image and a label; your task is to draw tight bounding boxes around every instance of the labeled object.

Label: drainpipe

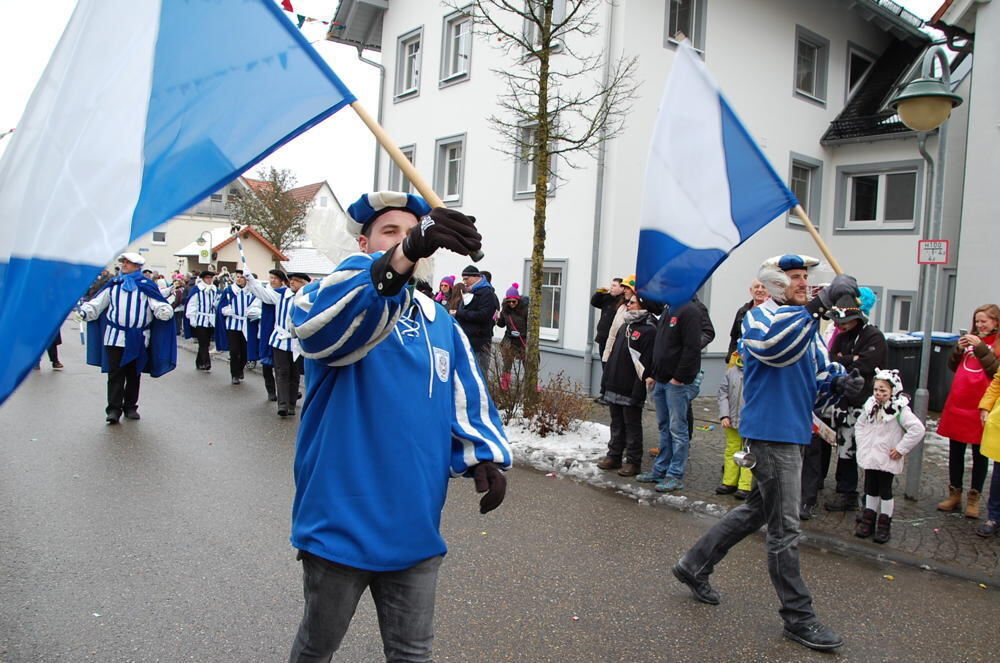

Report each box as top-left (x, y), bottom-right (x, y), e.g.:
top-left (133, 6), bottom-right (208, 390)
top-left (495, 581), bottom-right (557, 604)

top-left (582, 0), bottom-right (616, 397)
top-left (356, 46), bottom-right (385, 190)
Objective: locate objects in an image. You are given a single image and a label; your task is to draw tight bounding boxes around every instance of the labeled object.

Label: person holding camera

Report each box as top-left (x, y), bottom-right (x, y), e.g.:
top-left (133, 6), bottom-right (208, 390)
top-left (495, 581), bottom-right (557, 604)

top-left (671, 254), bottom-right (864, 653)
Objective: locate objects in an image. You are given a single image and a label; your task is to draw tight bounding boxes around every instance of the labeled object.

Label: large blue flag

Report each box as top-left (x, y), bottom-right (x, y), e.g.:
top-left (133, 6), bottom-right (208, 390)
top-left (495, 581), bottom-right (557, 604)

top-left (636, 41), bottom-right (798, 306)
top-left (0, 0), bottom-right (355, 405)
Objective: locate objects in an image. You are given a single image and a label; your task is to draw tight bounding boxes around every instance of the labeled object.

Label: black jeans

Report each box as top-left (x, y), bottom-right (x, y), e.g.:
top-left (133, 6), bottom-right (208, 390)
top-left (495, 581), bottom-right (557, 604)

top-left (262, 363), bottom-right (276, 398)
top-left (226, 330), bottom-right (247, 378)
top-left (948, 439), bottom-right (988, 492)
top-left (800, 434), bottom-right (827, 506)
top-left (106, 345), bottom-right (140, 415)
top-left (193, 326), bottom-right (213, 368)
top-left (607, 402), bottom-right (644, 465)
top-left (273, 348), bottom-right (300, 411)
top-left (680, 439), bottom-right (816, 627)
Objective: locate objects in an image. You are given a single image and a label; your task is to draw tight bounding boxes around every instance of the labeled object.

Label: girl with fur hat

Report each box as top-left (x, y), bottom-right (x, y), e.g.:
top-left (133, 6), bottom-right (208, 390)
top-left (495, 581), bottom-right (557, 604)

top-left (853, 369), bottom-right (925, 543)
top-left (435, 275), bottom-right (455, 304)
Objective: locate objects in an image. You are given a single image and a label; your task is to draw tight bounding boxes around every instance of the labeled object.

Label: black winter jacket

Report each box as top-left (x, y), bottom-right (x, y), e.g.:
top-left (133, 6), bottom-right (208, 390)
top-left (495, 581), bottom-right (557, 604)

top-left (601, 312), bottom-right (657, 405)
top-left (829, 323), bottom-right (888, 408)
top-left (591, 291), bottom-right (622, 347)
top-left (728, 300), bottom-right (754, 356)
top-left (495, 298), bottom-right (529, 346)
top-left (454, 281), bottom-right (498, 351)
top-left (651, 300), bottom-right (703, 384)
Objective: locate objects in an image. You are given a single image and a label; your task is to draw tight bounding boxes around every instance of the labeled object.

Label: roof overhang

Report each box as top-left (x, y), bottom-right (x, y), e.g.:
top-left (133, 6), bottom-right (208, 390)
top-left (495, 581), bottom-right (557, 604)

top-left (326, 0), bottom-right (387, 52)
top-left (850, 0), bottom-right (934, 46)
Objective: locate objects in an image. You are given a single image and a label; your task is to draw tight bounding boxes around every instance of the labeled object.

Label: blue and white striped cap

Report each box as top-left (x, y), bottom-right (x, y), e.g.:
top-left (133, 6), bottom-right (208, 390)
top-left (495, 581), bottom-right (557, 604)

top-left (346, 191), bottom-right (432, 238)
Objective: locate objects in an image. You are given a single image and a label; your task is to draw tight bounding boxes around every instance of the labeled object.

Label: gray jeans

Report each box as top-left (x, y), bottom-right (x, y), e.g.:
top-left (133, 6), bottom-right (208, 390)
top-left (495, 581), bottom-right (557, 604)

top-left (289, 552), bottom-right (443, 663)
top-left (678, 439), bottom-right (815, 627)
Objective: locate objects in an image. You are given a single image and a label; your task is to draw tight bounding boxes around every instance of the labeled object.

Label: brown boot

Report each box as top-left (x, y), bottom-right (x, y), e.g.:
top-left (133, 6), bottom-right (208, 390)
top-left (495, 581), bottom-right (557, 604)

top-left (618, 462), bottom-right (641, 477)
top-left (596, 456), bottom-right (622, 470)
top-left (937, 485), bottom-right (962, 512)
top-left (965, 489), bottom-right (981, 519)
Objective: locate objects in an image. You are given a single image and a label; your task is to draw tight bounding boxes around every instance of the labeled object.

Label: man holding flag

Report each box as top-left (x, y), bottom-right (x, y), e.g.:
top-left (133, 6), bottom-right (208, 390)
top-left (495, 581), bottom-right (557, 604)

top-left (79, 252), bottom-right (176, 424)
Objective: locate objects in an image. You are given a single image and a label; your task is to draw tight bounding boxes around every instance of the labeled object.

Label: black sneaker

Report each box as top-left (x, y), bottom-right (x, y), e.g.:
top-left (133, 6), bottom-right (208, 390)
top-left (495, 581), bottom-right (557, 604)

top-left (783, 621), bottom-right (844, 651)
top-left (105, 410), bottom-right (122, 425)
top-left (715, 484), bottom-right (737, 495)
top-left (671, 563), bottom-right (719, 605)
top-left (800, 503), bottom-right (817, 520)
top-left (123, 409), bottom-right (140, 420)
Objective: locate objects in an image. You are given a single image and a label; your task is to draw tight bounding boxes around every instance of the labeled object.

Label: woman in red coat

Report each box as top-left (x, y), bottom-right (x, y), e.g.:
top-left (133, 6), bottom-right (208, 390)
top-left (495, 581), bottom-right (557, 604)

top-left (936, 304), bottom-right (1000, 518)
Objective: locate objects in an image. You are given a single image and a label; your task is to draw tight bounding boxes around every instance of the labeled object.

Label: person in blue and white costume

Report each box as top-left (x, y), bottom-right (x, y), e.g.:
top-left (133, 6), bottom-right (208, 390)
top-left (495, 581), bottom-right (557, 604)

top-left (285, 191), bottom-right (511, 663)
top-left (245, 268), bottom-right (309, 417)
top-left (672, 254), bottom-right (865, 653)
top-left (185, 270), bottom-right (218, 371)
top-left (214, 270), bottom-right (262, 385)
top-left (79, 252), bottom-right (176, 424)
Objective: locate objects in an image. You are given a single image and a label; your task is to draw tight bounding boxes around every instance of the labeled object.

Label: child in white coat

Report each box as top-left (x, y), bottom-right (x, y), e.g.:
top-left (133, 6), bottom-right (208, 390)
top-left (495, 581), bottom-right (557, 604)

top-left (854, 368), bottom-right (925, 543)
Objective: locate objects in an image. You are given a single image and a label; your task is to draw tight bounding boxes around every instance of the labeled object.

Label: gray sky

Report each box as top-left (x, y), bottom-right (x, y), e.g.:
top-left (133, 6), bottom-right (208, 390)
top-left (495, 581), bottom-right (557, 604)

top-left (0, 0), bottom-right (947, 207)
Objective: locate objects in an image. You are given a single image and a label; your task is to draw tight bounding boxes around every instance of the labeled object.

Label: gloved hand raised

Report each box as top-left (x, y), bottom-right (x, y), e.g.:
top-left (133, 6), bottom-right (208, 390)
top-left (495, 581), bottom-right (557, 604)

top-left (472, 461), bottom-right (507, 514)
top-left (805, 274), bottom-right (859, 317)
top-left (833, 368), bottom-right (865, 399)
top-left (400, 208), bottom-right (482, 262)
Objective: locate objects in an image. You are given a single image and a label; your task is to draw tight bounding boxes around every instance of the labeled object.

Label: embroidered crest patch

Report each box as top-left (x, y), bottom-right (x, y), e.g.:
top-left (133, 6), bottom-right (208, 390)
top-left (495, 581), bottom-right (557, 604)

top-left (433, 347), bottom-right (450, 382)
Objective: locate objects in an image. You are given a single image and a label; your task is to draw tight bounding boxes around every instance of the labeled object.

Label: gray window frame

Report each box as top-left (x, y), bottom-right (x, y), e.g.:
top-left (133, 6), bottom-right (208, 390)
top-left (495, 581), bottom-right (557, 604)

top-left (886, 289), bottom-right (917, 332)
top-left (151, 230), bottom-right (167, 245)
top-left (793, 25), bottom-right (829, 106)
top-left (394, 27), bottom-right (423, 102)
top-left (513, 124), bottom-right (557, 200)
top-left (440, 8), bottom-right (473, 88)
top-left (862, 284), bottom-right (884, 329)
top-left (523, 0), bottom-right (566, 55)
top-left (664, 0), bottom-right (708, 52)
top-left (786, 152), bottom-right (823, 229)
top-left (388, 144), bottom-right (416, 193)
top-left (433, 134), bottom-right (467, 206)
top-left (833, 159), bottom-right (924, 234)
top-left (523, 258), bottom-right (568, 346)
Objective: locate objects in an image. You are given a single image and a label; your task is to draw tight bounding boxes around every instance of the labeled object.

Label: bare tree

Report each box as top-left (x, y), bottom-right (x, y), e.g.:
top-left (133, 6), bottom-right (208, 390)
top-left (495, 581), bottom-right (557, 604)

top-left (451, 0), bottom-right (638, 408)
top-left (228, 166), bottom-right (311, 253)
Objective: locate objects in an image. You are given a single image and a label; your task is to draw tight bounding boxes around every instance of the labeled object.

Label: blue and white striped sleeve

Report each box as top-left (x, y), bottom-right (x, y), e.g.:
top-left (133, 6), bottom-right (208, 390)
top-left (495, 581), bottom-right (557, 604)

top-left (741, 305), bottom-right (820, 368)
top-left (290, 252), bottom-right (410, 366)
top-left (449, 320), bottom-right (512, 477)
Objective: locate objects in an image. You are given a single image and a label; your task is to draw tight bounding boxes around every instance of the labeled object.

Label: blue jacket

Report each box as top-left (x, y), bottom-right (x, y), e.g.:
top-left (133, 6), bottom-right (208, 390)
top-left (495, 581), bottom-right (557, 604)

top-left (289, 252), bottom-right (512, 571)
top-left (213, 286), bottom-right (261, 361)
top-left (739, 299), bottom-right (843, 445)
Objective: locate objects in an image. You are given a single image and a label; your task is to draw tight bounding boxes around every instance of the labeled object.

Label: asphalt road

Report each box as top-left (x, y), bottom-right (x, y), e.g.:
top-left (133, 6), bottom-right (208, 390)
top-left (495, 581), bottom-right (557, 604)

top-left (1, 331), bottom-right (996, 662)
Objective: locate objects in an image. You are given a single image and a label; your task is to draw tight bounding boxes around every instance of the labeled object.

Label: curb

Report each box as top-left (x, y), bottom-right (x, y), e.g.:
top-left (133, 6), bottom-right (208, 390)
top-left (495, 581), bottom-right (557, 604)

top-left (512, 456), bottom-right (997, 589)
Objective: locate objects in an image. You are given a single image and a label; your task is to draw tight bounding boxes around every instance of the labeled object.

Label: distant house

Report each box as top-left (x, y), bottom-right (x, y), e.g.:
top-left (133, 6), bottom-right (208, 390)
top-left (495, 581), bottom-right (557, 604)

top-left (174, 225), bottom-right (288, 275)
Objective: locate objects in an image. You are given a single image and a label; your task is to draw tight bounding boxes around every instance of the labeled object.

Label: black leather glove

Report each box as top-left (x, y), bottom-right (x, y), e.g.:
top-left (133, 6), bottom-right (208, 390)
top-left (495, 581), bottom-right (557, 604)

top-left (805, 273), bottom-right (859, 318)
top-left (472, 461), bottom-right (507, 514)
top-left (400, 208), bottom-right (482, 261)
top-left (833, 368), bottom-right (865, 399)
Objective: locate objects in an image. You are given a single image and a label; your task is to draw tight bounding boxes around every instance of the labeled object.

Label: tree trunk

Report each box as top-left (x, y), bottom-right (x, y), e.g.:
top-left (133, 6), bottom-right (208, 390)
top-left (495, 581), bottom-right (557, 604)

top-left (523, 2), bottom-right (553, 413)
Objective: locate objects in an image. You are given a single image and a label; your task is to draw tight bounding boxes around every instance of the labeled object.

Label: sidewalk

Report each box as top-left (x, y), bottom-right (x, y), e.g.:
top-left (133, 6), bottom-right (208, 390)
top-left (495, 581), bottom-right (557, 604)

top-left (510, 396), bottom-right (998, 586)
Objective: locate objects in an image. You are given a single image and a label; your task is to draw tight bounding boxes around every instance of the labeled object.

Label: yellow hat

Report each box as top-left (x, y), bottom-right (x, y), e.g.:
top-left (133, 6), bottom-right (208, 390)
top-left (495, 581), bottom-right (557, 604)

top-left (622, 274), bottom-right (637, 290)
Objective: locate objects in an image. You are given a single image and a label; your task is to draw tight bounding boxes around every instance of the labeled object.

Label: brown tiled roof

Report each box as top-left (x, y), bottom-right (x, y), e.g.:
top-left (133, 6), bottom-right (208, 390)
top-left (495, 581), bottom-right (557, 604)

top-left (213, 225), bottom-right (289, 262)
top-left (288, 182), bottom-right (325, 202)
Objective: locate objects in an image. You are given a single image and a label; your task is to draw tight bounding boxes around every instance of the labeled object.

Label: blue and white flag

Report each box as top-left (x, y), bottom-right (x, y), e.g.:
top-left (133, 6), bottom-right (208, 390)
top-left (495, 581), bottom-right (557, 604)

top-left (0, 0), bottom-right (355, 405)
top-left (636, 41), bottom-right (798, 306)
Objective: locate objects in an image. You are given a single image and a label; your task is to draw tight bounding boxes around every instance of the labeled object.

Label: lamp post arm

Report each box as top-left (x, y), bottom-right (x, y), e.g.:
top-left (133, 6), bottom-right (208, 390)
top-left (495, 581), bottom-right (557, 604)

top-left (921, 46), bottom-right (952, 86)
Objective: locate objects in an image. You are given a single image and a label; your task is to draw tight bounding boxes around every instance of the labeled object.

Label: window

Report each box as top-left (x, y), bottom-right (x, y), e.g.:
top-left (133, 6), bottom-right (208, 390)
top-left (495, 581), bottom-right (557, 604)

top-left (210, 193), bottom-right (223, 202)
top-left (151, 231), bottom-right (167, 244)
top-left (787, 153), bottom-right (822, 228)
top-left (319, 196), bottom-right (328, 207)
top-left (834, 160), bottom-right (923, 232)
top-left (395, 28), bottom-right (423, 99)
top-left (794, 26), bottom-right (829, 104)
top-left (888, 292), bottom-right (915, 332)
top-left (440, 10), bottom-right (472, 85)
top-left (227, 188), bottom-right (241, 200)
top-left (513, 125), bottom-right (557, 199)
top-left (664, 0), bottom-right (707, 51)
top-left (389, 145), bottom-right (416, 193)
top-left (539, 268), bottom-right (562, 340)
top-left (434, 135), bottom-right (466, 205)
top-left (523, 0), bottom-right (566, 53)
top-left (846, 44), bottom-right (875, 100)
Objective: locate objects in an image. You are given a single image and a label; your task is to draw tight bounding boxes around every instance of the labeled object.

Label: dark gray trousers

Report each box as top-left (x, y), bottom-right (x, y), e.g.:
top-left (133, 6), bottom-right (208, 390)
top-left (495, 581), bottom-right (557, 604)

top-left (679, 439), bottom-right (816, 627)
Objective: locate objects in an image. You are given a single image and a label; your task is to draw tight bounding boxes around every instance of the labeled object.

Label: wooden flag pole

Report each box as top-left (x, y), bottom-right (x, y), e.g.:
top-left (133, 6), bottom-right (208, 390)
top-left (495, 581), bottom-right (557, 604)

top-left (350, 101), bottom-right (444, 208)
top-left (791, 204), bottom-right (844, 275)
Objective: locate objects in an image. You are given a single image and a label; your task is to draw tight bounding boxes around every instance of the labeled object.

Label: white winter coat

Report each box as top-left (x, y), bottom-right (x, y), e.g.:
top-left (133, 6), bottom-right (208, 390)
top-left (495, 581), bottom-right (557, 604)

top-left (854, 396), bottom-right (925, 475)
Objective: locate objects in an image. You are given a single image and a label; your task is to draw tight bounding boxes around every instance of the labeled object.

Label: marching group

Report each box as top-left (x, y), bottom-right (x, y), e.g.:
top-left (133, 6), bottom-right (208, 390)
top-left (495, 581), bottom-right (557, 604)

top-left (60, 187), bottom-right (1000, 657)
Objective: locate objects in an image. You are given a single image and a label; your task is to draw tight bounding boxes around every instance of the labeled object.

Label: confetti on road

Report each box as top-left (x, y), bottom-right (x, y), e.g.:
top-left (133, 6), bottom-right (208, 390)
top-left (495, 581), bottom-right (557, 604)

top-left (545, 472), bottom-right (556, 477)
top-left (572, 616), bottom-right (579, 622)
top-left (481, 531), bottom-right (487, 536)
top-left (883, 575), bottom-right (895, 581)
top-left (92, 613), bottom-right (101, 617)
top-left (979, 584), bottom-right (988, 590)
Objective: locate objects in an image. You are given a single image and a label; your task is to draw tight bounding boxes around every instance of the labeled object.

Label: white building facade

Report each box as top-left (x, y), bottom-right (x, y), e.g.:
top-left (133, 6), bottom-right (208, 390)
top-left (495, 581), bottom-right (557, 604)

top-left (330, 0), bottom-right (981, 393)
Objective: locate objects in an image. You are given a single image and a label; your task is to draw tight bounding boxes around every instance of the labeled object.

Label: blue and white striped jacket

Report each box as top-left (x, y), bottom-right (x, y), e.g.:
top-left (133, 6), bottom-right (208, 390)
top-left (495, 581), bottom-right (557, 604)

top-left (219, 283), bottom-right (261, 335)
top-left (247, 279), bottom-right (295, 353)
top-left (185, 281), bottom-right (218, 328)
top-left (287, 251), bottom-right (512, 571)
top-left (739, 298), bottom-right (844, 445)
top-left (81, 280), bottom-right (174, 348)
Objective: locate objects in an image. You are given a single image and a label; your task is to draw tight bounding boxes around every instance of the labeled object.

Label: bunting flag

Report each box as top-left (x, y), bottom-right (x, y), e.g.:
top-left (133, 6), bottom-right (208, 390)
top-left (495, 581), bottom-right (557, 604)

top-left (635, 41), bottom-right (798, 307)
top-left (0, 0), bottom-right (356, 406)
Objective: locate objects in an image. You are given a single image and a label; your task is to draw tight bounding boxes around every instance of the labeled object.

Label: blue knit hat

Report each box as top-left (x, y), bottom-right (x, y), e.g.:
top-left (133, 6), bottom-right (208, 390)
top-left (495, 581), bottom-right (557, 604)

top-left (346, 191), bottom-right (432, 237)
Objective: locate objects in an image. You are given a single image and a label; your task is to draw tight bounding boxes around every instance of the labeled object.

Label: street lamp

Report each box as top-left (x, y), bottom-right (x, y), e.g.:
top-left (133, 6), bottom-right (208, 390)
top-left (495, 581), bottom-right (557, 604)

top-left (196, 231), bottom-right (213, 266)
top-left (887, 46), bottom-right (963, 499)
